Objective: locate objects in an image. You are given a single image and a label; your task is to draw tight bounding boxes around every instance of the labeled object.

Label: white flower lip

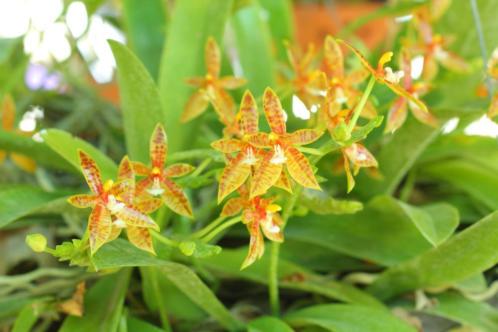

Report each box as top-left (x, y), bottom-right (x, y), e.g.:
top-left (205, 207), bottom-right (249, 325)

top-left (270, 145), bottom-right (287, 164)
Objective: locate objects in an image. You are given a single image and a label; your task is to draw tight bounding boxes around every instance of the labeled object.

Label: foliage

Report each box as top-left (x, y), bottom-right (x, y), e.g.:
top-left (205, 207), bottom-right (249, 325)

top-left (2, 0), bottom-right (498, 331)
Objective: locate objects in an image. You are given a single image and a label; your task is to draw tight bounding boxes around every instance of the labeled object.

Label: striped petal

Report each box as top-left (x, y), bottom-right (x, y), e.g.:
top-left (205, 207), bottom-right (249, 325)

top-left (134, 198), bottom-right (163, 214)
top-left (239, 90), bottom-right (259, 135)
top-left (241, 220), bottom-right (264, 270)
top-left (284, 146), bottom-right (320, 190)
top-left (219, 76), bottom-right (247, 89)
top-left (246, 133), bottom-right (271, 149)
top-left (164, 163), bottom-right (195, 178)
top-left (274, 171), bottom-right (292, 193)
top-left (88, 203), bottom-right (112, 255)
top-left (205, 37), bottom-right (221, 78)
top-left (385, 97), bottom-right (408, 133)
top-left (118, 156), bottom-right (134, 182)
top-left (110, 179), bottom-right (134, 206)
top-left (127, 226), bottom-right (155, 255)
top-left (136, 176), bottom-right (153, 196)
top-left (162, 178), bottom-right (193, 218)
top-left (221, 197), bottom-right (245, 217)
top-left (211, 138), bottom-right (243, 153)
top-left (150, 124), bottom-right (168, 168)
top-left (323, 35), bottom-right (344, 78)
top-left (263, 88), bottom-right (286, 135)
top-left (115, 206), bottom-right (159, 230)
top-left (218, 151), bottom-right (252, 202)
top-left (68, 194), bottom-right (97, 208)
top-left (250, 150), bottom-right (282, 198)
top-left (181, 89), bottom-right (210, 123)
top-left (287, 129), bottom-right (322, 146)
top-left (78, 150), bottom-right (103, 195)
top-left (210, 87), bottom-right (236, 125)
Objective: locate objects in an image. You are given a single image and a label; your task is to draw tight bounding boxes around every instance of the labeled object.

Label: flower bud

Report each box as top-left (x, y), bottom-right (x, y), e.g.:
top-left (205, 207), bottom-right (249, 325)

top-left (26, 234), bottom-right (47, 252)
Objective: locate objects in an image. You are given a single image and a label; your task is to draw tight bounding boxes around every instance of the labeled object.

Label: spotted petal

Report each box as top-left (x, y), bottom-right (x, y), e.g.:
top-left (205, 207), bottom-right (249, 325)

top-left (218, 151), bottom-right (252, 202)
top-left (127, 226), bottom-right (155, 255)
top-left (68, 194), bottom-right (97, 208)
top-left (136, 176), bottom-right (153, 196)
top-left (274, 171), bottom-right (292, 193)
top-left (78, 150), bottom-right (103, 195)
top-left (287, 129), bottom-right (322, 146)
top-left (211, 138), bottom-right (243, 153)
top-left (118, 156), bottom-right (134, 182)
top-left (385, 97), bottom-right (408, 133)
top-left (181, 89), bottom-right (210, 123)
top-left (164, 163), bottom-right (195, 178)
top-left (250, 150), bottom-right (282, 198)
top-left (221, 197), bottom-right (245, 217)
top-left (110, 179), bottom-right (134, 206)
top-left (219, 76), bottom-right (247, 89)
top-left (343, 143), bottom-right (378, 169)
top-left (205, 37), bottom-right (221, 78)
top-left (150, 124), bottom-right (167, 169)
top-left (162, 178), bottom-right (193, 218)
top-left (210, 87), bottom-right (236, 125)
top-left (115, 206), bottom-right (159, 231)
top-left (239, 90), bottom-right (259, 135)
top-left (88, 203), bottom-right (112, 255)
top-left (263, 88), bottom-right (286, 135)
top-left (284, 146), bottom-right (320, 190)
top-left (134, 198), bottom-right (163, 214)
top-left (132, 161), bottom-right (150, 176)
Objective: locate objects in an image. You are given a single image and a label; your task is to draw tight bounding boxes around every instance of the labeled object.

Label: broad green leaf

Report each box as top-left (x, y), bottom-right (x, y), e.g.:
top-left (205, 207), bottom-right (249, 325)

top-left (300, 190), bottom-right (363, 215)
top-left (92, 240), bottom-right (242, 330)
top-left (41, 129), bottom-right (117, 180)
top-left (422, 292), bottom-right (498, 332)
top-left (368, 211), bottom-right (498, 300)
top-left (259, 0), bottom-right (294, 61)
top-left (127, 316), bottom-right (163, 332)
top-left (231, 0), bottom-right (276, 96)
top-left (201, 248), bottom-right (383, 308)
top-left (284, 304), bottom-right (417, 332)
top-left (248, 316), bottom-right (293, 332)
top-left (0, 130), bottom-right (70, 171)
top-left (356, 117), bottom-right (438, 197)
top-left (158, 0), bottom-right (233, 153)
top-left (0, 186), bottom-right (71, 228)
top-left (122, 0), bottom-right (166, 79)
top-left (286, 196), bottom-right (459, 266)
top-left (421, 159), bottom-right (498, 210)
top-left (109, 41), bottom-right (167, 163)
top-left (60, 270), bottom-right (131, 332)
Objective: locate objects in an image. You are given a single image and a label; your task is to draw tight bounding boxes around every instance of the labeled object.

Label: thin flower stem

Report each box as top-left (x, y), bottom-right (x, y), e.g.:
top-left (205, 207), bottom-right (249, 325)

top-left (191, 158), bottom-right (212, 177)
top-left (151, 231), bottom-right (178, 247)
top-left (169, 149), bottom-right (222, 163)
top-left (192, 215), bottom-right (226, 239)
top-left (469, 0), bottom-right (494, 98)
top-left (201, 216), bottom-right (242, 243)
top-left (347, 75), bottom-right (376, 133)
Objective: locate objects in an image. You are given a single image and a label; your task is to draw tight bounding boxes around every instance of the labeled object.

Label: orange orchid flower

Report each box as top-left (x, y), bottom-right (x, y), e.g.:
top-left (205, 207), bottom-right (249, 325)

top-left (285, 42), bottom-right (325, 109)
top-left (342, 143), bottom-right (378, 193)
top-left (337, 39), bottom-right (429, 114)
top-left (413, 9), bottom-right (469, 80)
top-left (211, 90), bottom-right (264, 202)
top-left (132, 124), bottom-right (195, 218)
top-left (0, 95), bottom-right (37, 173)
top-left (221, 185), bottom-right (283, 269)
top-left (247, 88), bottom-right (322, 198)
top-left (323, 36), bottom-right (376, 119)
top-left (385, 50), bottom-right (438, 133)
top-left (68, 152), bottom-right (160, 254)
top-left (181, 37), bottom-right (246, 130)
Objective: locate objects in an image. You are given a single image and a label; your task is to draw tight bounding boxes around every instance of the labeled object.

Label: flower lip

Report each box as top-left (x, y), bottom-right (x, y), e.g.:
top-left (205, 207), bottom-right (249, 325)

top-left (107, 195), bottom-right (125, 214)
top-left (384, 67), bottom-right (405, 84)
top-left (270, 145), bottom-right (287, 165)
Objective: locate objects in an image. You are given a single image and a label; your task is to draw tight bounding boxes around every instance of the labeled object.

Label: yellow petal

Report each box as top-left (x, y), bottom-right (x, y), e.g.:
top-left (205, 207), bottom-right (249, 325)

top-left (181, 89), bottom-right (210, 123)
top-left (150, 124), bottom-right (168, 169)
top-left (127, 226), bottom-right (155, 255)
top-left (218, 151), bottom-right (252, 202)
top-left (238, 90), bottom-right (259, 135)
top-left (88, 203), bottom-right (112, 255)
top-left (241, 221), bottom-right (264, 270)
top-left (287, 129), bottom-right (322, 146)
top-left (115, 206), bottom-right (159, 230)
top-left (263, 88), bottom-right (287, 135)
top-left (78, 150), bottom-right (103, 195)
top-left (1, 94), bottom-right (15, 131)
top-left (162, 178), bottom-right (194, 218)
top-left (221, 197), bottom-right (244, 217)
top-left (67, 194), bottom-right (97, 208)
top-left (219, 76), bottom-right (247, 89)
top-left (250, 151), bottom-right (282, 198)
top-left (211, 138), bottom-right (242, 153)
top-left (10, 153), bottom-right (36, 173)
top-left (164, 163), bottom-right (195, 178)
top-left (205, 37), bottom-right (221, 78)
top-left (385, 97), bottom-right (408, 133)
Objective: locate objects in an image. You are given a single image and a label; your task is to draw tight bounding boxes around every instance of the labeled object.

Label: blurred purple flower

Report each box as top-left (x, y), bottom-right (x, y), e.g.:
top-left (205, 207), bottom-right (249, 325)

top-left (25, 63), bottom-right (62, 91)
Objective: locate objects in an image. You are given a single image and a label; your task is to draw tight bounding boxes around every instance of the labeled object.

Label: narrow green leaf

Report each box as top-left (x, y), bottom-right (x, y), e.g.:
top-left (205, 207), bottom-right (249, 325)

top-left (127, 316), bottom-right (163, 332)
top-left (109, 41), bottom-right (167, 163)
top-left (158, 0), bottom-right (234, 153)
top-left (248, 316), bottom-right (293, 332)
top-left (423, 292), bottom-right (498, 332)
top-left (92, 240), bottom-right (242, 330)
top-left (284, 304), bottom-right (417, 332)
top-left (122, 0), bottom-right (166, 79)
top-left (60, 270), bottom-right (131, 332)
top-left (0, 186), bottom-right (71, 228)
top-left (201, 248), bottom-right (383, 308)
top-left (368, 211), bottom-right (498, 300)
top-left (259, 0), bottom-right (294, 61)
top-left (231, 0), bottom-right (276, 96)
top-left (41, 129), bottom-right (117, 180)
top-left (12, 303), bottom-right (39, 332)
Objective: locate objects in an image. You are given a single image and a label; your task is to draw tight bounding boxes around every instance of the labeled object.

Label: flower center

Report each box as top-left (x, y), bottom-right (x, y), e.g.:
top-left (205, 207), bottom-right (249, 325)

top-left (107, 195), bottom-right (125, 214)
top-left (270, 145), bottom-right (287, 164)
top-left (147, 177), bottom-right (164, 196)
top-left (242, 147), bottom-right (258, 165)
top-left (384, 67), bottom-right (404, 84)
